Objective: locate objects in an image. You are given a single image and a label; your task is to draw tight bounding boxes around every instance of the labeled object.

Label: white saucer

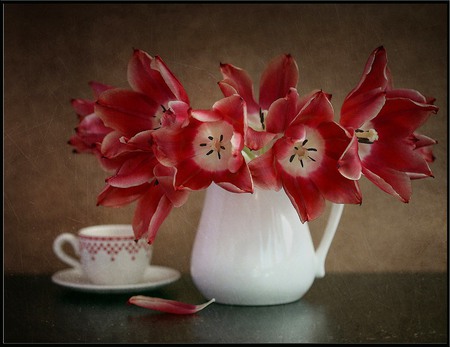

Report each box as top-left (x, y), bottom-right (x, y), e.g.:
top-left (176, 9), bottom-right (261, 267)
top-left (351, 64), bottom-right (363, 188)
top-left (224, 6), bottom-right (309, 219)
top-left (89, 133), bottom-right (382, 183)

top-left (51, 265), bottom-right (181, 294)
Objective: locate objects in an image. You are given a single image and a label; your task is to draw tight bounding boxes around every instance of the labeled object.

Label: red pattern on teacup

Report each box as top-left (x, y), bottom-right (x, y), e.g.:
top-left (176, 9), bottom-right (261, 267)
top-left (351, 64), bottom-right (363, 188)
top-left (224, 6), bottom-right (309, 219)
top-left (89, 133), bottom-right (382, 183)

top-left (80, 239), bottom-right (148, 262)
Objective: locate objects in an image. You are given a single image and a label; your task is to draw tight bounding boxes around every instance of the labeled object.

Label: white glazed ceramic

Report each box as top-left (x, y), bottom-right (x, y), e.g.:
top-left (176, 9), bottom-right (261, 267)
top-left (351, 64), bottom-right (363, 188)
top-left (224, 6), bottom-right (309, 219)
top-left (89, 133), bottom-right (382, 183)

top-left (53, 224), bottom-right (153, 285)
top-left (190, 183), bottom-right (344, 306)
top-left (51, 265), bottom-right (180, 293)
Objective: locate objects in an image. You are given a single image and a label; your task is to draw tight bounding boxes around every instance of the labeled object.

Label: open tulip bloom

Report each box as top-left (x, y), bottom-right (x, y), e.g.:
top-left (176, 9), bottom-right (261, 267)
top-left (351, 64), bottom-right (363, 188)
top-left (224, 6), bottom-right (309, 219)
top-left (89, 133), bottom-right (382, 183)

top-left (69, 46), bottom-right (438, 245)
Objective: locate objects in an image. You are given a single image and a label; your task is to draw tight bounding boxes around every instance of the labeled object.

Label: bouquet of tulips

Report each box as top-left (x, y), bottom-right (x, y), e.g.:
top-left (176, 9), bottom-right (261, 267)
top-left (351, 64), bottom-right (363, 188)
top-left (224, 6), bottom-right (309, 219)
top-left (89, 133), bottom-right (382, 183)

top-left (69, 46), bottom-right (438, 245)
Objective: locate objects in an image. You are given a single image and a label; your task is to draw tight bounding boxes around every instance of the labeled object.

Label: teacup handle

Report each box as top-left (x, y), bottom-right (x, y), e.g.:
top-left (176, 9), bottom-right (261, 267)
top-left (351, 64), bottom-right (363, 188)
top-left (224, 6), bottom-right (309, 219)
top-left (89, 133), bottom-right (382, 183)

top-left (53, 233), bottom-right (81, 269)
top-left (315, 203), bottom-right (344, 278)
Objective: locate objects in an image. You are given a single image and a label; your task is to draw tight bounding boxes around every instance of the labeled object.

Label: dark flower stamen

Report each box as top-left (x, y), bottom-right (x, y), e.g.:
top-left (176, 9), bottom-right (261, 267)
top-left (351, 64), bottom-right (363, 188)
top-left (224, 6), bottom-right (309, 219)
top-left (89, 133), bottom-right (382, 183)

top-left (259, 108), bottom-right (266, 130)
top-left (291, 139), bottom-right (317, 168)
top-left (202, 134), bottom-right (226, 160)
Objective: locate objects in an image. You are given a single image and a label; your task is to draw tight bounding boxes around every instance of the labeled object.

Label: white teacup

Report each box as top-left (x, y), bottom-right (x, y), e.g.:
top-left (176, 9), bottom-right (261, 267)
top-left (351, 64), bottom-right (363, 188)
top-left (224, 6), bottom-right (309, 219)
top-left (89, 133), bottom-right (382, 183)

top-left (53, 224), bottom-right (152, 285)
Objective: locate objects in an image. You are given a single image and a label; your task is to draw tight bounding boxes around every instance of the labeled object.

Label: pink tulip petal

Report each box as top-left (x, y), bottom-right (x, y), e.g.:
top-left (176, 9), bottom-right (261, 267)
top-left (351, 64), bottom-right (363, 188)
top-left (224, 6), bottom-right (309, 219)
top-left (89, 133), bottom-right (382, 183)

top-left (88, 81), bottom-right (115, 98)
top-left (128, 296), bottom-right (215, 315)
top-left (412, 133), bottom-right (437, 149)
top-left (265, 88), bottom-right (300, 134)
top-left (340, 88), bottom-right (386, 129)
top-left (153, 56), bottom-right (190, 104)
top-left (101, 131), bottom-right (133, 159)
top-left (340, 46), bottom-right (389, 128)
top-left (174, 162), bottom-right (213, 191)
top-left (338, 134), bottom-right (363, 180)
top-left (125, 130), bottom-right (154, 152)
top-left (127, 49), bottom-right (173, 104)
top-left (259, 54), bottom-right (299, 111)
top-left (152, 122), bottom-right (198, 167)
top-left (71, 98), bottom-right (95, 117)
top-left (248, 148), bottom-right (282, 190)
top-left (106, 155), bottom-right (158, 188)
top-left (68, 112), bottom-right (116, 170)
top-left (132, 183), bottom-right (173, 243)
top-left (410, 133), bottom-right (437, 164)
top-left (372, 98), bottom-right (438, 138)
top-left (291, 90), bottom-right (334, 128)
top-left (153, 164), bottom-right (190, 207)
top-left (216, 181), bottom-right (251, 194)
top-left (344, 46), bottom-right (389, 100)
top-left (95, 89), bottom-right (160, 136)
top-left (161, 101), bottom-right (190, 128)
top-left (217, 80), bottom-right (238, 97)
top-left (97, 183), bottom-right (149, 207)
top-left (190, 109), bottom-right (223, 122)
top-left (408, 171), bottom-right (433, 180)
top-left (362, 165), bottom-right (412, 203)
top-left (75, 113), bottom-right (112, 142)
top-left (284, 123), bottom-right (307, 143)
top-left (244, 127), bottom-right (277, 151)
top-left (366, 139), bottom-right (433, 178)
top-left (214, 162), bottom-right (254, 193)
top-left (386, 88), bottom-right (427, 103)
top-left (212, 95), bottom-right (247, 135)
top-left (280, 171), bottom-right (325, 223)
top-left (71, 82), bottom-right (114, 117)
top-left (310, 155), bottom-right (362, 204)
top-left (68, 134), bottom-right (87, 152)
top-left (219, 62), bottom-right (260, 116)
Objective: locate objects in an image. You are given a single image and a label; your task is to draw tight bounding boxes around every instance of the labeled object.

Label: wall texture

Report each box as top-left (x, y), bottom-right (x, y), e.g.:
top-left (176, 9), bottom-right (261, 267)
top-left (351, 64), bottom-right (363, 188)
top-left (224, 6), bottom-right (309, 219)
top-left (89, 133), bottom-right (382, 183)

top-left (4, 3), bottom-right (447, 275)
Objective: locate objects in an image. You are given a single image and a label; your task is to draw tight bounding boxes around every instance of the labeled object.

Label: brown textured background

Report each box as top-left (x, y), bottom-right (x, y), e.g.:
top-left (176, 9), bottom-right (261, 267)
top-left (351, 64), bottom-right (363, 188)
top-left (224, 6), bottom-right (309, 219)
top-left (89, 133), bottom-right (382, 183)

top-left (4, 3), bottom-right (447, 275)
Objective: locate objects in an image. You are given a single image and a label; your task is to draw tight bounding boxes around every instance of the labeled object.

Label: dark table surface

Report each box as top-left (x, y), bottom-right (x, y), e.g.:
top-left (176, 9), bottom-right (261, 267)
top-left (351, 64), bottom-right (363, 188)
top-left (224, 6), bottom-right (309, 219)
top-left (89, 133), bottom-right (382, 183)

top-left (4, 272), bottom-right (448, 343)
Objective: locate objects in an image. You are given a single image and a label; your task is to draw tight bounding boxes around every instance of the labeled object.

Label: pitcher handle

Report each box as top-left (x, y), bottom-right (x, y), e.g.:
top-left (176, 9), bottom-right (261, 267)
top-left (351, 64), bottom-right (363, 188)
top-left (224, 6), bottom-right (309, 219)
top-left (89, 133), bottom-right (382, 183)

top-left (315, 203), bottom-right (344, 278)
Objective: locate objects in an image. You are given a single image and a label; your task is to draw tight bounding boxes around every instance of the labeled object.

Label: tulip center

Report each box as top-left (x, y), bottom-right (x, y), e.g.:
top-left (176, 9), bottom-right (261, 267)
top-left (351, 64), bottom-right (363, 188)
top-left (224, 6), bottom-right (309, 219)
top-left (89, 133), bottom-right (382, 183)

top-left (152, 105), bottom-right (168, 130)
top-left (199, 134), bottom-right (226, 160)
top-left (355, 128), bottom-right (378, 144)
top-left (289, 139), bottom-right (318, 168)
top-left (193, 121), bottom-right (233, 171)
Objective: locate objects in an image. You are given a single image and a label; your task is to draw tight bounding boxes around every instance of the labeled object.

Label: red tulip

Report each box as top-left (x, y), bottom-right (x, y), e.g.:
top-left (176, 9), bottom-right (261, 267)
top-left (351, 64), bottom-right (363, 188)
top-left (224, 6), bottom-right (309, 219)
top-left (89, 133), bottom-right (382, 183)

top-left (153, 95), bottom-right (253, 193)
top-left (339, 46), bottom-right (438, 202)
top-left (219, 54), bottom-right (298, 150)
top-left (249, 90), bottom-right (362, 222)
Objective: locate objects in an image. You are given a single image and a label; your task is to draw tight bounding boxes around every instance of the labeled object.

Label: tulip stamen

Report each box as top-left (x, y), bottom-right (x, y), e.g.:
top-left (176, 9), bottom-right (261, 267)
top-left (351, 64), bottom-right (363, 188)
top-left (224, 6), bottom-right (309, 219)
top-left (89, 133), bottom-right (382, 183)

top-left (291, 140), bottom-right (317, 168)
top-left (259, 109), bottom-right (266, 130)
top-left (356, 128), bottom-right (378, 144)
top-left (201, 134), bottom-right (226, 160)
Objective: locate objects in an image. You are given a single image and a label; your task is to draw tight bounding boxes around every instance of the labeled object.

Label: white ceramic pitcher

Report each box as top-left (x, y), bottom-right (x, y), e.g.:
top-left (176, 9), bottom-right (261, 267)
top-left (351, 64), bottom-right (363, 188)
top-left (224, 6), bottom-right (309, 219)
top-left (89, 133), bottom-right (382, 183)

top-left (190, 183), bottom-right (344, 306)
